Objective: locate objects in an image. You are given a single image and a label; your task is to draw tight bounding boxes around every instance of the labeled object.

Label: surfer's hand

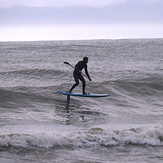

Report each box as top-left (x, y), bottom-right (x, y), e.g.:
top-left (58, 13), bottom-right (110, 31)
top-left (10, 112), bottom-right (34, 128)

top-left (88, 77), bottom-right (92, 81)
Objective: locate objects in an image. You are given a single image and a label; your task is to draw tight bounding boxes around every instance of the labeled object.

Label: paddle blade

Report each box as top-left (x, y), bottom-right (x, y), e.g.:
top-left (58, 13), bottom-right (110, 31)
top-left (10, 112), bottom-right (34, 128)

top-left (63, 62), bottom-right (75, 69)
top-left (63, 62), bottom-right (70, 65)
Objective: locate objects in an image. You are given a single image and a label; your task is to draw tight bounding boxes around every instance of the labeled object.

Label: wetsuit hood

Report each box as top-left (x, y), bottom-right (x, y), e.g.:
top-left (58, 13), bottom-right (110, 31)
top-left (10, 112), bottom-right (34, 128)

top-left (83, 57), bottom-right (88, 63)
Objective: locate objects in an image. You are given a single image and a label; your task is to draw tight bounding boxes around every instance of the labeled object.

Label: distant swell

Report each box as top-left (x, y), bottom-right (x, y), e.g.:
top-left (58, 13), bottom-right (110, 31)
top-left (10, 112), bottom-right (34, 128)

top-left (0, 69), bottom-right (65, 79)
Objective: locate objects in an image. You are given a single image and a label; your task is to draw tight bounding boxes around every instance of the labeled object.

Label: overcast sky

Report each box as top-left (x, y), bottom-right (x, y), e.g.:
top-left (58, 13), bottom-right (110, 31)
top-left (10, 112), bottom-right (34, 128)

top-left (0, 0), bottom-right (163, 41)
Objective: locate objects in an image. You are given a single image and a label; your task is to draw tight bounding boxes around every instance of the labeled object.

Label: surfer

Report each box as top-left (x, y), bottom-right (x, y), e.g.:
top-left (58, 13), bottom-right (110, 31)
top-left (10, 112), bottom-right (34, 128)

top-left (69, 57), bottom-right (91, 94)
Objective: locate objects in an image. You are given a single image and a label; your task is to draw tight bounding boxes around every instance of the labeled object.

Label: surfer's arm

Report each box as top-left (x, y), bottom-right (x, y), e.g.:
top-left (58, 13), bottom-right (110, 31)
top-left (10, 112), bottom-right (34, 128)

top-left (85, 65), bottom-right (91, 81)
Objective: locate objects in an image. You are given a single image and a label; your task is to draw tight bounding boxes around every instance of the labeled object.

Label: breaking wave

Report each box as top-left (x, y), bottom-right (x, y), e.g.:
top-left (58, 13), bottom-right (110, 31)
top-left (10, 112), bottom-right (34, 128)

top-left (0, 124), bottom-right (162, 149)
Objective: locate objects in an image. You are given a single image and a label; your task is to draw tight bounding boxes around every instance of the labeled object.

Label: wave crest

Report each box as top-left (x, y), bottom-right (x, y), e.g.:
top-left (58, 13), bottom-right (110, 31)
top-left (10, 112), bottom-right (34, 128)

top-left (0, 124), bottom-right (162, 149)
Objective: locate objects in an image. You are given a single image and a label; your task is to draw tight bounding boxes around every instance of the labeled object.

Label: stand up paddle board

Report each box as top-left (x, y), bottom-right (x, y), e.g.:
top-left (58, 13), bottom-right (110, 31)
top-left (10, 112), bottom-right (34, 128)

top-left (55, 91), bottom-right (110, 98)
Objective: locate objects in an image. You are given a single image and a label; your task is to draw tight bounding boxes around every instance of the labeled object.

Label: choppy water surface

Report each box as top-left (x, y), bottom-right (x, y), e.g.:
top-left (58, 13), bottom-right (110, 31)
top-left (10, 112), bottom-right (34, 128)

top-left (0, 39), bottom-right (163, 163)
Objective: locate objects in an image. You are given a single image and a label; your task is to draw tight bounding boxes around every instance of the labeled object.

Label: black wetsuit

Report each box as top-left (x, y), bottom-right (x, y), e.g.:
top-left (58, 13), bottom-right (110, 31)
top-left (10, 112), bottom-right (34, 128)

top-left (69, 60), bottom-right (90, 94)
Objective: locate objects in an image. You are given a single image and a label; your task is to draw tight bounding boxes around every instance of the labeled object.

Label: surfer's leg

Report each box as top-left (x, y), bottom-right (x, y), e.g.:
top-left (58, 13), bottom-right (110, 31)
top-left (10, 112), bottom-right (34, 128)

top-left (78, 74), bottom-right (86, 94)
top-left (69, 72), bottom-right (79, 92)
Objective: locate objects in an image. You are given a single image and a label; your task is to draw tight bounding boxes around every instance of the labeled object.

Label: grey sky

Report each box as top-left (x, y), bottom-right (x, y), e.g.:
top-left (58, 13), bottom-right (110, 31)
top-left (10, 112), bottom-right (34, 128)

top-left (1, 0), bottom-right (162, 8)
top-left (0, 0), bottom-right (163, 41)
top-left (0, 0), bottom-right (132, 8)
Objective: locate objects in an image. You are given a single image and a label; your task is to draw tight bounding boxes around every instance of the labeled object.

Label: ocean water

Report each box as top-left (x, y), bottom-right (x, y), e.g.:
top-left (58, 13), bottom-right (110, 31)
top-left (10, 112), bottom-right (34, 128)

top-left (0, 39), bottom-right (163, 163)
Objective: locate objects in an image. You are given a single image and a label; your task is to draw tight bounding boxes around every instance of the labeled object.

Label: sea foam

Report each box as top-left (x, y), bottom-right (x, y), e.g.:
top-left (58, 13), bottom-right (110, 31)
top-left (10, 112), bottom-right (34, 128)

top-left (0, 123), bottom-right (162, 149)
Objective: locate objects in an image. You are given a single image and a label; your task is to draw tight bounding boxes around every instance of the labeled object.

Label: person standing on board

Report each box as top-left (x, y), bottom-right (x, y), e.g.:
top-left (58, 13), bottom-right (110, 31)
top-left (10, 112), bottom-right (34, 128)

top-left (69, 57), bottom-right (91, 94)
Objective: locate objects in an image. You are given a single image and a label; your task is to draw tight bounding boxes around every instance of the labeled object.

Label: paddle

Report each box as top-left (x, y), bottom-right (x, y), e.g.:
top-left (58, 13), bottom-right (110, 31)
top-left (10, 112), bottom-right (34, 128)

top-left (63, 62), bottom-right (88, 78)
top-left (63, 62), bottom-right (75, 69)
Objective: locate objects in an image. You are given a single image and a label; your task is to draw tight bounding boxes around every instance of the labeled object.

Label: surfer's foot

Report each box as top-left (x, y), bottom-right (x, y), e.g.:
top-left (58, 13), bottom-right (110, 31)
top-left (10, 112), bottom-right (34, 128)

top-left (83, 92), bottom-right (87, 95)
